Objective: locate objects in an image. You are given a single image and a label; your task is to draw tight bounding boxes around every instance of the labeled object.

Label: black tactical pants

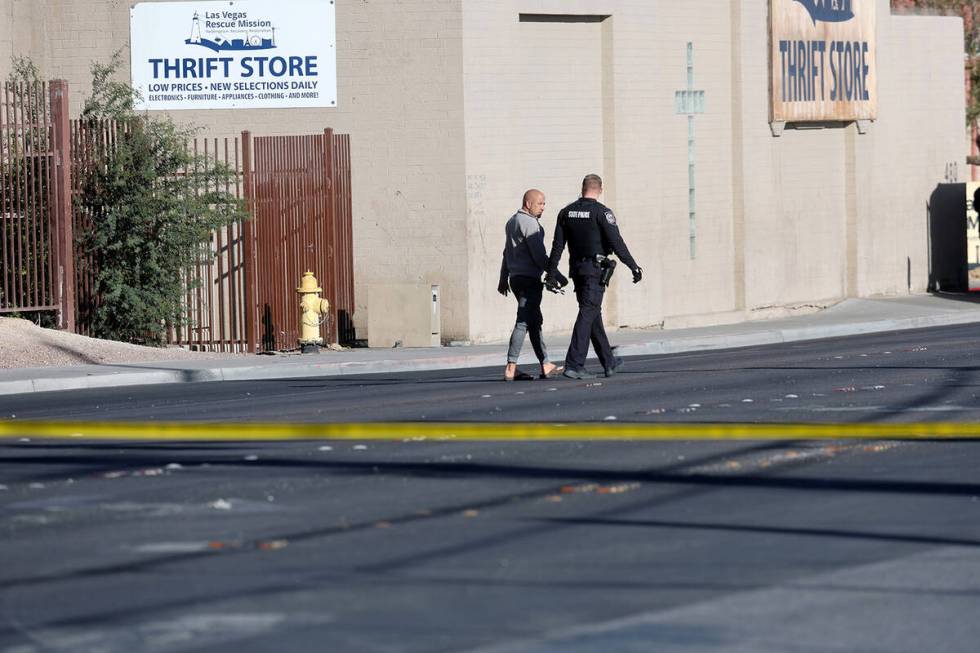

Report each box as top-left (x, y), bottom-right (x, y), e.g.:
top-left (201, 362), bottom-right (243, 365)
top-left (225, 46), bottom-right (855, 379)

top-left (565, 261), bottom-right (614, 372)
top-left (507, 275), bottom-right (549, 364)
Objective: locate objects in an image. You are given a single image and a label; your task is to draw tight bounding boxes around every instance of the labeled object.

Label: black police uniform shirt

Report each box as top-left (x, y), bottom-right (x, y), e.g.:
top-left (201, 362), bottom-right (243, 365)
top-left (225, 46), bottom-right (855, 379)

top-left (547, 197), bottom-right (638, 276)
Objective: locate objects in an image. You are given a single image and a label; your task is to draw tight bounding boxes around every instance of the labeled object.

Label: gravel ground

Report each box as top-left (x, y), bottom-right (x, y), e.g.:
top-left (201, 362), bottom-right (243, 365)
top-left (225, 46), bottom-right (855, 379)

top-left (0, 317), bottom-right (233, 368)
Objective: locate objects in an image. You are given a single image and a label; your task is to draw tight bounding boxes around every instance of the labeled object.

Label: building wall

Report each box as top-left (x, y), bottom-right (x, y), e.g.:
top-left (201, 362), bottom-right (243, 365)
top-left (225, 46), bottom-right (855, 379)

top-left (735, 0), bottom-right (964, 319)
top-left (0, 0), bottom-right (471, 341)
top-left (643, 0), bottom-right (737, 329)
top-left (0, 0), bottom-right (967, 344)
top-left (461, 0), bottom-right (738, 341)
top-left (467, 0), bottom-right (810, 340)
top-left (855, 12), bottom-right (964, 297)
top-left (461, 2), bottom-right (626, 344)
top-left (737, 0), bottom-right (852, 314)
top-left (463, 0), bottom-right (964, 342)
top-left (0, 1), bottom-right (45, 73)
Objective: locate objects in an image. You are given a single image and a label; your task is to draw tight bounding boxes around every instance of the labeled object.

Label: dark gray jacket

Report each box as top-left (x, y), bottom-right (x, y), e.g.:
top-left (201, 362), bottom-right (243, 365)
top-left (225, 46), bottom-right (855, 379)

top-left (500, 210), bottom-right (549, 281)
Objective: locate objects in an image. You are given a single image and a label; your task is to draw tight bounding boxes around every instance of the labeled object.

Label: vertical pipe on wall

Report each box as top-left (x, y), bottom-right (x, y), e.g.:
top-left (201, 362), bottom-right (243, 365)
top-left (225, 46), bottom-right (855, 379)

top-left (730, 0), bottom-right (746, 312)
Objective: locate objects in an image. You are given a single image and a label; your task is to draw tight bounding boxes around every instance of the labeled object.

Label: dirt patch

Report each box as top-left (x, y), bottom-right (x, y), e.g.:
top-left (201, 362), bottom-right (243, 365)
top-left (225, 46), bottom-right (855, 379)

top-left (0, 317), bottom-right (233, 369)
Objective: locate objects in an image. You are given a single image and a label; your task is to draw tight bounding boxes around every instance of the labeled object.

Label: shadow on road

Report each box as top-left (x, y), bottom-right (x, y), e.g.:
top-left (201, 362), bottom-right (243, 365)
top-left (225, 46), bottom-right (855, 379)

top-left (2, 438), bottom-right (979, 592)
top-left (540, 516), bottom-right (980, 548)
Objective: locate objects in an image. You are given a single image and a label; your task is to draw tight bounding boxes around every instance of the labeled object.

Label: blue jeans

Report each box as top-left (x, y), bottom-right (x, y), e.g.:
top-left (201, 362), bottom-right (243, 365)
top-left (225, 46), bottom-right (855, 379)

top-left (507, 275), bottom-right (550, 365)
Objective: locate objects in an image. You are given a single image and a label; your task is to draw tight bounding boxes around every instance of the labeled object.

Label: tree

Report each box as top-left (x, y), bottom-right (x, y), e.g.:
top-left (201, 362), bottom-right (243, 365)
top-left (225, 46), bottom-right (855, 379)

top-left (76, 52), bottom-right (247, 344)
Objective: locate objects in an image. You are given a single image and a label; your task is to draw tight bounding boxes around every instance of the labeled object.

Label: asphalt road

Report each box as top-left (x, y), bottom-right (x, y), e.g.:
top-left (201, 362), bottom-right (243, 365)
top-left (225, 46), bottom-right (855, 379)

top-left (1, 324), bottom-right (980, 652)
top-left (1, 322), bottom-right (979, 424)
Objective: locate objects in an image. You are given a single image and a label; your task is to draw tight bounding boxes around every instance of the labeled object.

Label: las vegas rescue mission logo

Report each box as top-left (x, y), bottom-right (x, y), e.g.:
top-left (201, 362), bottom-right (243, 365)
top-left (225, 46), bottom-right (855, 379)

top-left (130, 0), bottom-right (337, 110)
top-left (770, 0), bottom-right (877, 123)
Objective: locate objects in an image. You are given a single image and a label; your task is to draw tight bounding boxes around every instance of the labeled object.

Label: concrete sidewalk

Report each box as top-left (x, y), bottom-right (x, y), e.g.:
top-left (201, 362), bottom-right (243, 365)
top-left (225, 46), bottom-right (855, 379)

top-left (3, 293), bottom-right (980, 396)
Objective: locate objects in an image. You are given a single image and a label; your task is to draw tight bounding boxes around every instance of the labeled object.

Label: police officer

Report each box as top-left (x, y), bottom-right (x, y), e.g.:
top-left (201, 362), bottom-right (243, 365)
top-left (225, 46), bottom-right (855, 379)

top-left (546, 174), bottom-right (642, 380)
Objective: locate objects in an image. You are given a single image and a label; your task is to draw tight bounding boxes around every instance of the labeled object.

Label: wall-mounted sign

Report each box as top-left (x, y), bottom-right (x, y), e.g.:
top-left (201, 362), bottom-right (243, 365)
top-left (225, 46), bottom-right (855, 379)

top-left (130, 0), bottom-right (336, 110)
top-left (770, 0), bottom-right (877, 123)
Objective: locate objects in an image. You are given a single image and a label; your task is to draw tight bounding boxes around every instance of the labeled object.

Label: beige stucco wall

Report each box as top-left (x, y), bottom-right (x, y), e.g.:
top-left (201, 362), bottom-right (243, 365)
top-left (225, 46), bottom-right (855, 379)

top-left (735, 1), bottom-right (852, 315)
top-left (1, 0), bottom-right (967, 345)
top-left (462, 1), bottom-right (676, 343)
top-left (734, 0), bottom-right (964, 319)
top-left (461, 2), bottom-right (627, 344)
top-left (854, 12), bottom-right (965, 297)
top-left (466, 0), bottom-right (964, 342)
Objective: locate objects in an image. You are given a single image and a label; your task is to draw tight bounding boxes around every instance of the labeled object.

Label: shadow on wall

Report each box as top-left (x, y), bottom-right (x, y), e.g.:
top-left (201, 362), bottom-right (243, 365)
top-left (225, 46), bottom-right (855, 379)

top-left (928, 183), bottom-right (967, 292)
top-left (262, 304), bottom-right (276, 352)
top-left (337, 310), bottom-right (355, 344)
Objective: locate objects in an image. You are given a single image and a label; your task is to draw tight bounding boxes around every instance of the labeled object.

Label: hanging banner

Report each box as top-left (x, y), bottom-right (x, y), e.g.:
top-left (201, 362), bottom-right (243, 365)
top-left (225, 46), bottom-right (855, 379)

top-left (770, 0), bottom-right (877, 123)
top-left (130, 0), bottom-right (336, 110)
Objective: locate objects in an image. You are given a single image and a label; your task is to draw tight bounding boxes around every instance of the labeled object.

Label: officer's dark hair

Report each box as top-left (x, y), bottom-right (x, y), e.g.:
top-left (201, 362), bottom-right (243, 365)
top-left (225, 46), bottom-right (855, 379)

top-left (582, 174), bottom-right (603, 194)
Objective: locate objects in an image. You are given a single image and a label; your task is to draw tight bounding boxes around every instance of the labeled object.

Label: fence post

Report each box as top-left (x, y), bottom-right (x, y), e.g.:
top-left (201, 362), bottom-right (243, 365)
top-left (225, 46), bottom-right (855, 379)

top-left (48, 80), bottom-right (75, 332)
top-left (241, 130), bottom-right (257, 353)
top-left (322, 128), bottom-right (339, 344)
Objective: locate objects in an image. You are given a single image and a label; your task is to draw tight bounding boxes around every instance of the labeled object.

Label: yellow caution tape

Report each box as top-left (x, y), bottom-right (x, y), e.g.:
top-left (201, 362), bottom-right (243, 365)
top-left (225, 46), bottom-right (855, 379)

top-left (1, 420), bottom-right (980, 441)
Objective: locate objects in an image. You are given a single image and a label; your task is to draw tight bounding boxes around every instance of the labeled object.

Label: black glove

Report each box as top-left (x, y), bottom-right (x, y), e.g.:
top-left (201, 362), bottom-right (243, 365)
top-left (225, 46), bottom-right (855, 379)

top-left (497, 278), bottom-right (509, 297)
top-left (544, 273), bottom-right (560, 294)
top-left (631, 267), bottom-right (643, 284)
top-left (545, 270), bottom-right (568, 294)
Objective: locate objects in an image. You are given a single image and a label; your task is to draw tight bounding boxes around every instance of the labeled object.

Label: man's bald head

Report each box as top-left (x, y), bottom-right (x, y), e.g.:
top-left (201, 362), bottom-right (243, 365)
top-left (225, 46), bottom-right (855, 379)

top-left (523, 188), bottom-right (543, 207)
top-left (522, 188), bottom-right (546, 218)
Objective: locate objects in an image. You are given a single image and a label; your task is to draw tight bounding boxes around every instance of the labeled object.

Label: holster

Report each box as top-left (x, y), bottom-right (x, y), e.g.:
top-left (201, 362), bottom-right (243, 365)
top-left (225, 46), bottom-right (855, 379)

top-left (598, 258), bottom-right (617, 287)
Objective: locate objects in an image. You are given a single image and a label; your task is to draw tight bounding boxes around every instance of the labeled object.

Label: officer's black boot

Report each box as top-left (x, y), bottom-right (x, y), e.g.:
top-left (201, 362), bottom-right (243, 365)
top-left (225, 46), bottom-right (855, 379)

top-left (604, 346), bottom-right (624, 377)
top-left (563, 367), bottom-right (596, 380)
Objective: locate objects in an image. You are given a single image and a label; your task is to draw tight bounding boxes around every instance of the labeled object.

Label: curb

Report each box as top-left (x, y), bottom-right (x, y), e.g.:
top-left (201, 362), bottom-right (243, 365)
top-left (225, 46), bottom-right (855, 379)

top-left (616, 312), bottom-right (980, 357)
top-left (2, 311), bottom-right (980, 396)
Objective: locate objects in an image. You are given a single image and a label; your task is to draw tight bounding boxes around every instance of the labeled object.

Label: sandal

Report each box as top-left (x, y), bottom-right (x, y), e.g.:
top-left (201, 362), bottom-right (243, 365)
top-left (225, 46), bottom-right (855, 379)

top-left (504, 370), bottom-right (536, 382)
top-left (540, 365), bottom-right (565, 379)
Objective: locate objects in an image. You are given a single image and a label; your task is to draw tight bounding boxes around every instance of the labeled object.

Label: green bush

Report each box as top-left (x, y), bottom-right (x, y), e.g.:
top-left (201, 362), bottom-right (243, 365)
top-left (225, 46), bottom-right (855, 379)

top-left (77, 54), bottom-right (247, 345)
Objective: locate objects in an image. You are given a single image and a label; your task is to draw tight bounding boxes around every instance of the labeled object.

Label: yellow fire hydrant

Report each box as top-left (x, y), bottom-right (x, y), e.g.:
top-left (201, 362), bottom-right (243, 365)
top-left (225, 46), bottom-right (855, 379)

top-left (297, 271), bottom-right (331, 353)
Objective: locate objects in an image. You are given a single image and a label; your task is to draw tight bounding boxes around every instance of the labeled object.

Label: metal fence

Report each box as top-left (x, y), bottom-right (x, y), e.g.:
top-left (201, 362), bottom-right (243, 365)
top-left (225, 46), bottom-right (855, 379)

top-left (0, 80), bottom-right (74, 328)
top-left (247, 130), bottom-right (355, 351)
top-left (69, 117), bottom-right (119, 337)
top-left (173, 135), bottom-right (251, 352)
top-left (68, 121), bottom-right (355, 352)
top-left (4, 79), bottom-right (355, 351)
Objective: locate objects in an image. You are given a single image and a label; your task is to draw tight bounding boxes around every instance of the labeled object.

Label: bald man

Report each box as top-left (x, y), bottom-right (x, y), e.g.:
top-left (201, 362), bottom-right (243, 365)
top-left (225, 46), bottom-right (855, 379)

top-left (498, 189), bottom-right (563, 381)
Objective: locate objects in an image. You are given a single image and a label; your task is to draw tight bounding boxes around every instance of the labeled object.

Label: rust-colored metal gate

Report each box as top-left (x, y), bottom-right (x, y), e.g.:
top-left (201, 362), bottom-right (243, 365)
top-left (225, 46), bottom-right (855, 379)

top-left (245, 129), bottom-right (354, 352)
top-left (67, 125), bottom-right (354, 352)
top-left (159, 129), bottom-right (355, 353)
top-left (0, 80), bottom-right (74, 328)
top-left (71, 121), bottom-right (355, 352)
top-left (163, 133), bottom-right (252, 352)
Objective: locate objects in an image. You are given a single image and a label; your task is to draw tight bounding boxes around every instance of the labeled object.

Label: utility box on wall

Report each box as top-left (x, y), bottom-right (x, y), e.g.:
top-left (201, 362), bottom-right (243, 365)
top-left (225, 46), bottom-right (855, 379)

top-left (367, 284), bottom-right (441, 348)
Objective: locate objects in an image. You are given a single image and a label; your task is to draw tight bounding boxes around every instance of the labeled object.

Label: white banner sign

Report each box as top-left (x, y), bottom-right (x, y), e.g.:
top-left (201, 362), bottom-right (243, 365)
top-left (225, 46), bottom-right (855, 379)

top-left (130, 0), bottom-right (336, 110)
